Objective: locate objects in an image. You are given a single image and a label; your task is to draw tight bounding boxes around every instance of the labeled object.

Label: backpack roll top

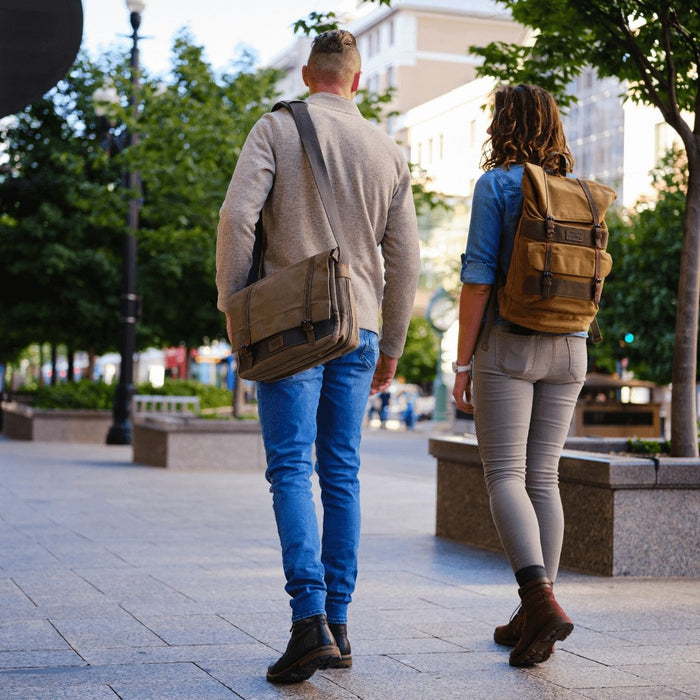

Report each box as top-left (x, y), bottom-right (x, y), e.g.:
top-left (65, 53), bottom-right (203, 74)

top-left (498, 163), bottom-right (617, 336)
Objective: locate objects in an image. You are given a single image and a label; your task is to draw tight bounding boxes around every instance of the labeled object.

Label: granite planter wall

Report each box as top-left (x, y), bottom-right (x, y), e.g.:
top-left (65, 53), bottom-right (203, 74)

top-left (429, 435), bottom-right (700, 577)
top-left (1, 401), bottom-right (111, 443)
top-left (132, 415), bottom-right (265, 472)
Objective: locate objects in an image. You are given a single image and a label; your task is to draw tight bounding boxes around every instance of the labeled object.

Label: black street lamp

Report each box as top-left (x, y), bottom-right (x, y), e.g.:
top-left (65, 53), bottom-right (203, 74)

top-left (106, 0), bottom-right (146, 445)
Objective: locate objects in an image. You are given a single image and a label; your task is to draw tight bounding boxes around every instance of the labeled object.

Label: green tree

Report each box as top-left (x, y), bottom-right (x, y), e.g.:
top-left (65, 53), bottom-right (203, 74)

top-left (0, 36), bottom-right (282, 372)
top-left (469, 1), bottom-right (700, 455)
top-left (590, 149), bottom-right (686, 383)
top-left (0, 56), bottom-right (123, 372)
top-left (396, 317), bottom-right (439, 387)
top-left (134, 34), bottom-right (282, 349)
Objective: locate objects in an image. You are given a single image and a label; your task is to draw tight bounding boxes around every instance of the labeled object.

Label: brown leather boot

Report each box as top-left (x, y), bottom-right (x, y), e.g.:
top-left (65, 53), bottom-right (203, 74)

top-left (509, 577), bottom-right (573, 667)
top-left (494, 605), bottom-right (524, 646)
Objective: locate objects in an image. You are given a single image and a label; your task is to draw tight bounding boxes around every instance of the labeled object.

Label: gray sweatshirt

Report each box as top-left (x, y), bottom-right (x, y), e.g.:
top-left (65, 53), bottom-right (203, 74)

top-left (216, 92), bottom-right (420, 358)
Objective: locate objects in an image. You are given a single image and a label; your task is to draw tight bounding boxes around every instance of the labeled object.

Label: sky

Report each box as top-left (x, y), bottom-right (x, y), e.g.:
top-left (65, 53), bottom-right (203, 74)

top-left (80, 0), bottom-right (357, 76)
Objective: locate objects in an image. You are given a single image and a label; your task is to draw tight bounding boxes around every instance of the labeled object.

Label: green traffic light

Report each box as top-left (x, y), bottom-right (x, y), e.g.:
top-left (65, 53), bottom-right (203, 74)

top-left (624, 332), bottom-right (635, 343)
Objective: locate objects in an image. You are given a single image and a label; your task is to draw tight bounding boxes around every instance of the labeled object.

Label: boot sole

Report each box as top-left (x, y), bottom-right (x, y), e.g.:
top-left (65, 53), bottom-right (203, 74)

top-left (509, 622), bottom-right (573, 667)
top-left (494, 633), bottom-right (518, 647)
top-left (328, 654), bottom-right (353, 669)
top-left (266, 645), bottom-right (341, 683)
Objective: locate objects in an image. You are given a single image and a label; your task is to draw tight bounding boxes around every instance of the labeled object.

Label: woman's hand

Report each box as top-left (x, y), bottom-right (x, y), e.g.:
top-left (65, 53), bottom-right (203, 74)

top-left (452, 370), bottom-right (474, 414)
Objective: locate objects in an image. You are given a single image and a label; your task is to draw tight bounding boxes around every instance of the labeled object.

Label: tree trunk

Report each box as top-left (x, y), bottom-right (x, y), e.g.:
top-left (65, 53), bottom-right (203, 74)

top-left (50, 343), bottom-right (57, 386)
top-left (670, 144), bottom-right (700, 457)
top-left (38, 343), bottom-right (45, 386)
top-left (67, 345), bottom-right (74, 383)
top-left (233, 365), bottom-right (247, 418)
top-left (87, 349), bottom-right (96, 381)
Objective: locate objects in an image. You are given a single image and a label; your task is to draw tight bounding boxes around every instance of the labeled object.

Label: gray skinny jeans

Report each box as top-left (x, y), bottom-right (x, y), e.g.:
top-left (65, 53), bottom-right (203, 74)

top-left (472, 325), bottom-right (587, 582)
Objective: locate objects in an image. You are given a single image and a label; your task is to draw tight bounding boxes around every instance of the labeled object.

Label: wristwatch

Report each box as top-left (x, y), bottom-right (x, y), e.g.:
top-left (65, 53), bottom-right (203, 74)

top-left (452, 361), bottom-right (472, 374)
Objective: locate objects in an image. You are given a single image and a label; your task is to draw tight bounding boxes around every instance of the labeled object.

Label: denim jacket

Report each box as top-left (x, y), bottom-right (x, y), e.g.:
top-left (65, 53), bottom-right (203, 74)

top-left (460, 165), bottom-right (524, 325)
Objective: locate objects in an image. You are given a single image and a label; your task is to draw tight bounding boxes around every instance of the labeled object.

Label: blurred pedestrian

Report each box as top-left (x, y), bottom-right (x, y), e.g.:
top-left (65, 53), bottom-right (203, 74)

top-left (452, 84), bottom-right (585, 667)
top-left (379, 390), bottom-right (391, 428)
top-left (216, 30), bottom-right (420, 683)
top-left (403, 393), bottom-right (416, 429)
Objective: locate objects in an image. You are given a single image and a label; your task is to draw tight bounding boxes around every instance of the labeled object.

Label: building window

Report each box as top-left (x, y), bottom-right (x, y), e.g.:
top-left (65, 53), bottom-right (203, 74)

top-left (386, 65), bottom-right (394, 89)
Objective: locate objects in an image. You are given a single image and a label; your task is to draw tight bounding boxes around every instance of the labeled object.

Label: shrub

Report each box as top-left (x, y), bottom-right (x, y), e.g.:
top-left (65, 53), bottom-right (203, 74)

top-left (626, 438), bottom-right (670, 455)
top-left (25, 379), bottom-right (232, 411)
top-left (30, 380), bottom-right (115, 409)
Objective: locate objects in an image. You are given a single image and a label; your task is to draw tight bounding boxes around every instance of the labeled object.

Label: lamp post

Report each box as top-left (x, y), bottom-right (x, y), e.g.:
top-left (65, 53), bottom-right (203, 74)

top-left (106, 0), bottom-right (146, 445)
top-left (426, 287), bottom-right (458, 423)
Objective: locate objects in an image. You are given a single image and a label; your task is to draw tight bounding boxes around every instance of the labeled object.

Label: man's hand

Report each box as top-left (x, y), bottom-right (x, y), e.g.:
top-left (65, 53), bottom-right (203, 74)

top-left (452, 370), bottom-right (474, 414)
top-left (370, 352), bottom-right (397, 396)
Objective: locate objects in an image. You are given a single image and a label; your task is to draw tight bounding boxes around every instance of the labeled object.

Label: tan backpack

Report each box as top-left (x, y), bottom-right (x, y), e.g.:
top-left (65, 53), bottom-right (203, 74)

top-left (497, 161), bottom-right (617, 341)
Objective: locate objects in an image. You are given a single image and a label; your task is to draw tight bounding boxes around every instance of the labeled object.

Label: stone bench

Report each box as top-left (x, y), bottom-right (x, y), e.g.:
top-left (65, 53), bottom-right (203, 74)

top-left (1, 401), bottom-right (111, 443)
top-left (429, 434), bottom-right (700, 577)
top-left (132, 415), bottom-right (265, 471)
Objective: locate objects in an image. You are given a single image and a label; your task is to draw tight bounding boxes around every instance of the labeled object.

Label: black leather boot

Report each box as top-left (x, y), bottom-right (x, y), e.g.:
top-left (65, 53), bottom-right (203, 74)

top-left (328, 622), bottom-right (352, 668)
top-left (266, 614), bottom-right (340, 684)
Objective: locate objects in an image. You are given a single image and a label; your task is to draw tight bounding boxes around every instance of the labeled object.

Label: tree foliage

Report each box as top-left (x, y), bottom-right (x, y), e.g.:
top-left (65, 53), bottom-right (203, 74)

top-left (396, 317), bottom-right (439, 388)
top-left (0, 55), bottom-right (123, 363)
top-left (134, 34), bottom-right (281, 348)
top-left (590, 149), bottom-right (687, 384)
top-left (470, 0), bottom-right (700, 454)
top-left (0, 33), bottom-right (282, 367)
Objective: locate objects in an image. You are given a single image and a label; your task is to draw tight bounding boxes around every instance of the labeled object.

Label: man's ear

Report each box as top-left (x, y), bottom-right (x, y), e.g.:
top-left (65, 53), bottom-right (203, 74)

top-left (351, 71), bottom-right (361, 93)
top-left (302, 64), bottom-right (309, 87)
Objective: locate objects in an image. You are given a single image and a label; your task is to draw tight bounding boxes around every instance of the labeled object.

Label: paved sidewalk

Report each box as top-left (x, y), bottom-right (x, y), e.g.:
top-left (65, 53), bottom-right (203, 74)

top-left (0, 428), bottom-right (698, 699)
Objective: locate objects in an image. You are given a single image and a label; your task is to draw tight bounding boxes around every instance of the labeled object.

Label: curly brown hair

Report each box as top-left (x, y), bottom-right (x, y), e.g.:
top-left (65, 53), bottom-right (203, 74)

top-left (481, 84), bottom-right (574, 173)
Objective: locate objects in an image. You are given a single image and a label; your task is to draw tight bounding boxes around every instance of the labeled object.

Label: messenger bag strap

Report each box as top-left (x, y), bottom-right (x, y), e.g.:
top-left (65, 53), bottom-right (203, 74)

top-left (273, 100), bottom-right (349, 265)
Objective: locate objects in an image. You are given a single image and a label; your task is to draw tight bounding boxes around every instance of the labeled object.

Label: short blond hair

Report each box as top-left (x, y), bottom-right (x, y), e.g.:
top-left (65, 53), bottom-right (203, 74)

top-left (307, 30), bottom-right (361, 85)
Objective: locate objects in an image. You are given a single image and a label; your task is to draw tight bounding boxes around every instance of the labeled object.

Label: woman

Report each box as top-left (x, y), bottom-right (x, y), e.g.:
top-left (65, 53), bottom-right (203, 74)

top-left (452, 84), bottom-right (587, 667)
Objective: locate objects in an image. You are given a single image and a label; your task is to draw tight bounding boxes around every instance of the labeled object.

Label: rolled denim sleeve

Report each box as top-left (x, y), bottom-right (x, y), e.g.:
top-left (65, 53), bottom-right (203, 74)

top-left (460, 170), bottom-right (505, 285)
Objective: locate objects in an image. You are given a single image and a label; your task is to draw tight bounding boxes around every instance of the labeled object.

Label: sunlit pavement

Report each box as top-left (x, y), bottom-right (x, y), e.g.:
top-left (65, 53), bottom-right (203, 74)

top-left (0, 430), bottom-right (697, 699)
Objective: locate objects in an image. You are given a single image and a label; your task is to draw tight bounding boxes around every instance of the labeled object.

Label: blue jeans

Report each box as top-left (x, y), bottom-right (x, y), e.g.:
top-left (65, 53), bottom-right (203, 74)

top-left (256, 329), bottom-right (379, 624)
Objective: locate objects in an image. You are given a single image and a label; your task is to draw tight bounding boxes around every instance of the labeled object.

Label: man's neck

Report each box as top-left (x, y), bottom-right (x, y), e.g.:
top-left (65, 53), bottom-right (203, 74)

top-left (309, 84), bottom-right (353, 100)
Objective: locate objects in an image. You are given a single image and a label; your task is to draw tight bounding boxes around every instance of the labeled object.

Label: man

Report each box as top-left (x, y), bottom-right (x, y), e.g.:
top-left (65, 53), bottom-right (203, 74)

top-left (216, 30), bottom-right (420, 684)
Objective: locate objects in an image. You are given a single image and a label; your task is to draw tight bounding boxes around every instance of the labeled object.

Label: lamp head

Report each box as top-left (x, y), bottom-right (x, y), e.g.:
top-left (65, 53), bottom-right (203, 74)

top-left (125, 0), bottom-right (146, 13)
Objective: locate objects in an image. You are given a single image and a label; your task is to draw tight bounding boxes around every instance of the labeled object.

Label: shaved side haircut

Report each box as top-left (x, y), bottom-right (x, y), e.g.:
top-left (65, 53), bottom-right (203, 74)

top-left (307, 30), bottom-right (361, 84)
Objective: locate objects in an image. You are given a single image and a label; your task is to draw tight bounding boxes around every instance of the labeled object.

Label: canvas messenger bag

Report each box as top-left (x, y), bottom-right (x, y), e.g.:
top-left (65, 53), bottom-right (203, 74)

top-left (225, 100), bottom-right (359, 382)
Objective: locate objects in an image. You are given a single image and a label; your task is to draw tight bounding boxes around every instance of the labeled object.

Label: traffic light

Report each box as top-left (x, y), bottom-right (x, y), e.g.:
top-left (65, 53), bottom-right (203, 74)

top-left (624, 332), bottom-right (635, 344)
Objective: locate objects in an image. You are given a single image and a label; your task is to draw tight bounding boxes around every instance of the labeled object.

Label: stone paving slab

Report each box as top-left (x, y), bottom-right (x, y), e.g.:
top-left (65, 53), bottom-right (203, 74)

top-left (0, 429), bottom-right (698, 699)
